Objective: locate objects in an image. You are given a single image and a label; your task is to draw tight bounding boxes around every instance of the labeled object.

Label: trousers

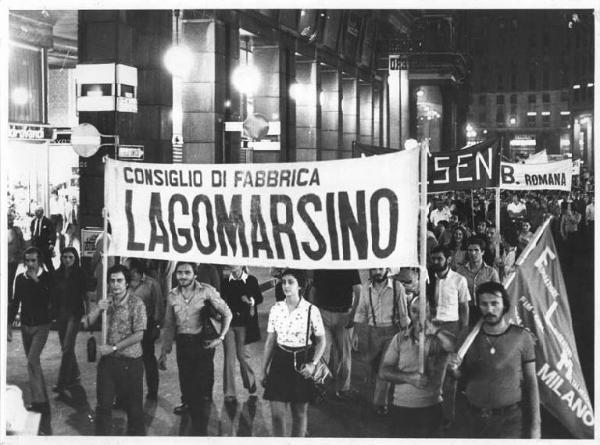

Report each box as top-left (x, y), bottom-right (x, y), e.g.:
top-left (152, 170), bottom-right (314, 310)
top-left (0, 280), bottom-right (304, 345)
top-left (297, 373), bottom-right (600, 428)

top-left (56, 315), bottom-right (80, 387)
top-left (390, 403), bottom-right (443, 437)
top-left (223, 326), bottom-right (256, 397)
top-left (320, 309), bottom-right (352, 392)
top-left (466, 403), bottom-right (523, 438)
top-left (142, 320), bottom-right (159, 396)
top-left (21, 324), bottom-right (50, 403)
top-left (176, 334), bottom-right (216, 435)
top-left (96, 355), bottom-right (145, 435)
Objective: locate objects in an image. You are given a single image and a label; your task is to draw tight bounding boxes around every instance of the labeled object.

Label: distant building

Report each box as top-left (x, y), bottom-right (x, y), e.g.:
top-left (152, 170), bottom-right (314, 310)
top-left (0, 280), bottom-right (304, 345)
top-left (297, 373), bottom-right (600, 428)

top-left (464, 11), bottom-right (593, 169)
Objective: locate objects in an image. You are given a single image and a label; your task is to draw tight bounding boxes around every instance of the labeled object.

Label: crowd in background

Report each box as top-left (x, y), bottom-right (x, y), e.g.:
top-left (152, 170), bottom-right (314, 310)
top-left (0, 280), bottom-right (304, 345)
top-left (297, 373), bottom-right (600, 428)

top-left (5, 169), bottom-right (594, 438)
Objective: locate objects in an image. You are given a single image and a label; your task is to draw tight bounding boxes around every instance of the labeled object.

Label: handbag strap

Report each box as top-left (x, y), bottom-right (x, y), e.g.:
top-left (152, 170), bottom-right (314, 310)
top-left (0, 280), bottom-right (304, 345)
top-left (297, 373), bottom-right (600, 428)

top-left (305, 304), bottom-right (312, 347)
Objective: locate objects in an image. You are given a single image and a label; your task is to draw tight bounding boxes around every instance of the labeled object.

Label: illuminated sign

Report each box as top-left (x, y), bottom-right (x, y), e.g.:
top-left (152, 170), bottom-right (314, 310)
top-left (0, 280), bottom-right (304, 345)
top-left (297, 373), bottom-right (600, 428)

top-left (8, 123), bottom-right (53, 141)
top-left (389, 55), bottom-right (409, 71)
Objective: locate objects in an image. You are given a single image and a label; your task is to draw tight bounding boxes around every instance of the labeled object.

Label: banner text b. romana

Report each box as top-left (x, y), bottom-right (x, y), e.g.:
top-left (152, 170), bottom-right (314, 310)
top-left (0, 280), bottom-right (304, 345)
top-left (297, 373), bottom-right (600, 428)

top-left (124, 188), bottom-right (399, 261)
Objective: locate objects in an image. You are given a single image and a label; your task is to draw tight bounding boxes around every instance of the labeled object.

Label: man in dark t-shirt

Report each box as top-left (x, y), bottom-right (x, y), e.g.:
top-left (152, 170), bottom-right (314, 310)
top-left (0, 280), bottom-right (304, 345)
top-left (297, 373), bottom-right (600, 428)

top-left (309, 269), bottom-right (362, 399)
top-left (449, 281), bottom-right (540, 438)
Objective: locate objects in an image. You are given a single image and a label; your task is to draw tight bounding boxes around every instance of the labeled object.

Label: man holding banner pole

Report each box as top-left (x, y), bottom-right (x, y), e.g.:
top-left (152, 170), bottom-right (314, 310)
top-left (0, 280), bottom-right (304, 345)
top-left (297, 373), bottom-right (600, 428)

top-left (448, 281), bottom-right (540, 438)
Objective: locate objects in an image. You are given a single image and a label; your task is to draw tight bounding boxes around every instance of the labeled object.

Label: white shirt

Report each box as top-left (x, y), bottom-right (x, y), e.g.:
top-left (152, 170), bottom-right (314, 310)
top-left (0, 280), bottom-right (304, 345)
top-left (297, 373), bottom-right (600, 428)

top-left (433, 269), bottom-right (470, 322)
top-left (429, 208), bottom-right (452, 226)
top-left (267, 298), bottom-right (325, 347)
top-left (585, 203), bottom-right (594, 223)
top-left (507, 201), bottom-right (527, 216)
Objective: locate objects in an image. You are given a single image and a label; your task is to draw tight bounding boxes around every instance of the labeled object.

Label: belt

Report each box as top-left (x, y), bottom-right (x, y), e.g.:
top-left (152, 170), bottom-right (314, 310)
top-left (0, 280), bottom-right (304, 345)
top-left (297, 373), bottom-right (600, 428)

top-left (319, 305), bottom-right (351, 313)
top-left (467, 402), bottom-right (520, 418)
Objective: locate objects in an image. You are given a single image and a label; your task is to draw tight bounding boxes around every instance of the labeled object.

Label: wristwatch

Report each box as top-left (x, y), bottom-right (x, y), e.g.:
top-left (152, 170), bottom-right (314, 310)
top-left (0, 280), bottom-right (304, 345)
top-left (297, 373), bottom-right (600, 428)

top-left (112, 345), bottom-right (118, 353)
top-left (219, 334), bottom-right (225, 341)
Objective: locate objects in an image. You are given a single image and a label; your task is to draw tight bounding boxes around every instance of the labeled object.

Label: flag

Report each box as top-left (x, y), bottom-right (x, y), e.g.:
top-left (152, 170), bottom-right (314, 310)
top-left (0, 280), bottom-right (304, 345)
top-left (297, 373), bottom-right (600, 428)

top-left (523, 149), bottom-right (549, 164)
top-left (505, 220), bottom-right (594, 438)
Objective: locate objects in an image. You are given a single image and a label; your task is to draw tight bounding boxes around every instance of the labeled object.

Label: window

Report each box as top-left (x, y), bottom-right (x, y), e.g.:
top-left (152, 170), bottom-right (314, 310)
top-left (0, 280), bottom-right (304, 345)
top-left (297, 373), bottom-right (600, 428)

top-left (479, 94), bottom-right (486, 106)
top-left (510, 105), bottom-right (517, 114)
top-left (511, 73), bottom-right (517, 90)
top-left (542, 114), bottom-right (550, 126)
top-left (510, 94), bottom-right (517, 104)
top-left (528, 94), bottom-right (537, 103)
top-left (527, 114), bottom-right (536, 127)
top-left (496, 109), bottom-right (505, 126)
top-left (479, 112), bottom-right (487, 123)
top-left (542, 93), bottom-right (550, 103)
top-left (560, 113), bottom-right (570, 126)
top-left (496, 95), bottom-right (504, 105)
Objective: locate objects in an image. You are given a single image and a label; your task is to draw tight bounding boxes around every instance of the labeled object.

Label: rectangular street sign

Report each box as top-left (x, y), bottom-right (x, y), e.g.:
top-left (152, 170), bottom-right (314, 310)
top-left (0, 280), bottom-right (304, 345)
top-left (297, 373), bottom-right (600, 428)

top-left (389, 55), bottom-right (408, 71)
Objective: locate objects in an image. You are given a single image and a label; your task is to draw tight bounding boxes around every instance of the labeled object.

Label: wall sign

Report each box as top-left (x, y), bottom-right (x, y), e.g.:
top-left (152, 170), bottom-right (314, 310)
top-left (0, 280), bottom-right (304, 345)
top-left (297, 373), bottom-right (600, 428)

top-left (8, 123), bottom-right (53, 141)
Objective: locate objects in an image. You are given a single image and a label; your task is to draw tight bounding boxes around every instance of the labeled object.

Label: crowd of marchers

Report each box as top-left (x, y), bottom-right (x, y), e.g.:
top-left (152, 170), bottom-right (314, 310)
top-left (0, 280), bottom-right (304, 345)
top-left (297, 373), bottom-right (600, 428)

top-left (5, 170), bottom-right (593, 438)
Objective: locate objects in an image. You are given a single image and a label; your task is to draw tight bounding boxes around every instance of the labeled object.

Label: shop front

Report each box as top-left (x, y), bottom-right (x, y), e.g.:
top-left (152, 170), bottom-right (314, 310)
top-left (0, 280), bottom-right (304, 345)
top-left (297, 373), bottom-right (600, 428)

top-left (7, 124), bottom-right (79, 246)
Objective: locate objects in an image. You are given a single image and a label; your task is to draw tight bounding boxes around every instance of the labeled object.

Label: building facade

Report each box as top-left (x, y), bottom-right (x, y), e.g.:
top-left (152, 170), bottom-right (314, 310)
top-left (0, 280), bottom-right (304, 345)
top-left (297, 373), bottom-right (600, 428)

top-left (464, 10), bottom-right (594, 168)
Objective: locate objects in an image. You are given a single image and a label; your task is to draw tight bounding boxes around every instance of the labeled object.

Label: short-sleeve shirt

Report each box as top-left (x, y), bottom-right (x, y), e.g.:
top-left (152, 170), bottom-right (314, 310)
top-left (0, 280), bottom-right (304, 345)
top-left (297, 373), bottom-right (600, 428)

top-left (267, 298), bottom-right (325, 348)
top-left (456, 262), bottom-right (500, 304)
top-left (106, 291), bottom-right (147, 358)
top-left (312, 269), bottom-right (361, 310)
top-left (433, 269), bottom-right (470, 322)
top-left (354, 278), bottom-right (409, 328)
top-left (386, 329), bottom-right (450, 408)
top-left (463, 325), bottom-right (536, 408)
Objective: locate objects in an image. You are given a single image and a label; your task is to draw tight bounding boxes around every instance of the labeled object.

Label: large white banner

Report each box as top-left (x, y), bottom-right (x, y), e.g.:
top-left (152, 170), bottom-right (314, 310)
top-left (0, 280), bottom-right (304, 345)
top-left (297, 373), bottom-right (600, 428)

top-left (105, 150), bottom-right (420, 268)
top-left (500, 159), bottom-right (572, 191)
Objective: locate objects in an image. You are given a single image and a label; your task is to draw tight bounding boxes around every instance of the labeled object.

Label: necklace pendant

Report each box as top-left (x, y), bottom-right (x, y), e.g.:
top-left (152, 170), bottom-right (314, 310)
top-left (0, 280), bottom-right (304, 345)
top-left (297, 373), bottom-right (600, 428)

top-left (490, 347), bottom-right (496, 355)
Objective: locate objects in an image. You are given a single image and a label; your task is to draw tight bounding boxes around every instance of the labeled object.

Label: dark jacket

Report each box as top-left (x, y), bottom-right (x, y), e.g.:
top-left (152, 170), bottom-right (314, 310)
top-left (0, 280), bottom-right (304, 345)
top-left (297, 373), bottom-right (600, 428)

top-left (53, 267), bottom-right (88, 319)
top-left (220, 274), bottom-right (263, 327)
top-left (30, 216), bottom-right (56, 252)
top-left (10, 270), bottom-right (55, 326)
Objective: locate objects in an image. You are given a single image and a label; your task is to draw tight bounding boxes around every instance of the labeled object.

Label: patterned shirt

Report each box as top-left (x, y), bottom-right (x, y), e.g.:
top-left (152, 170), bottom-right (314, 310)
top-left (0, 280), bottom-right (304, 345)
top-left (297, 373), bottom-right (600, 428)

top-left (267, 298), bottom-right (325, 348)
top-left (354, 278), bottom-right (409, 328)
top-left (106, 291), bottom-right (147, 359)
top-left (456, 262), bottom-right (500, 305)
top-left (161, 280), bottom-right (232, 353)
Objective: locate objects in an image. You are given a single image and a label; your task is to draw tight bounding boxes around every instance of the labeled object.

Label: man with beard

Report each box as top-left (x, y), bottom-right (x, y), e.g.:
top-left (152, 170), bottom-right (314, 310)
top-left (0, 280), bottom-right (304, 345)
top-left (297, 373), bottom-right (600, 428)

top-left (427, 245), bottom-right (470, 429)
top-left (353, 268), bottom-right (409, 416)
top-left (159, 262), bottom-right (232, 435)
top-left (428, 246), bottom-right (470, 338)
top-left (448, 281), bottom-right (540, 438)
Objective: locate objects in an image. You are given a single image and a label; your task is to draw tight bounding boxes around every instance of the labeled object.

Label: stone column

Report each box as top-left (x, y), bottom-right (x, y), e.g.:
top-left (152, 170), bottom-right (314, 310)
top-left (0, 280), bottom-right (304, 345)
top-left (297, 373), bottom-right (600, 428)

top-left (341, 77), bottom-right (358, 158)
top-left (295, 60), bottom-right (319, 161)
top-left (78, 10), bottom-right (172, 228)
top-left (319, 67), bottom-right (342, 160)
top-left (358, 82), bottom-right (373, 145)
top-left (181, 14), bottom-right (230, 164)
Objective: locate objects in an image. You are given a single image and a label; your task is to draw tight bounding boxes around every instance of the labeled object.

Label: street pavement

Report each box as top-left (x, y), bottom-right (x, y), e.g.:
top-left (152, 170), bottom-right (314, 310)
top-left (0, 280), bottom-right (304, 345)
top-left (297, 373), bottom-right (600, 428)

top-left (5, 250), bottom-right (594, 437)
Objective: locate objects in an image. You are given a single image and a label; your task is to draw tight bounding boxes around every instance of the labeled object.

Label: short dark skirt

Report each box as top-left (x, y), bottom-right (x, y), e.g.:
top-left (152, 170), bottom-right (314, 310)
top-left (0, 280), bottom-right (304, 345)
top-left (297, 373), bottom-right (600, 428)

top-left (263, 344), bottom-right (315, 403)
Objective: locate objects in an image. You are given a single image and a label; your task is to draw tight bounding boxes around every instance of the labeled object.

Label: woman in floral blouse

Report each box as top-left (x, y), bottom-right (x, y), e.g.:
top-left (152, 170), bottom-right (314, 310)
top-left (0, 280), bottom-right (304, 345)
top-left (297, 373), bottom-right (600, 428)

top-left (261, 268), bottom-right (326, 437)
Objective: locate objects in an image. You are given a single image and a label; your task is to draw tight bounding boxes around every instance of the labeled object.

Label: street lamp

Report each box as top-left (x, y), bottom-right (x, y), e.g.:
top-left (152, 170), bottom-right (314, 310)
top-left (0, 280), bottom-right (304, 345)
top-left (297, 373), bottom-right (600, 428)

top-left (163, 10), bottom-right (194, 78)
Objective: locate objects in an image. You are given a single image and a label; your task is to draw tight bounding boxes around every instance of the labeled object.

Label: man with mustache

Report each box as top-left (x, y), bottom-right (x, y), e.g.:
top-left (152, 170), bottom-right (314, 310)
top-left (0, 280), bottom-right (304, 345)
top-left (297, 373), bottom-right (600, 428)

top-left (448, 281), bottom-right (540, 438)
top-left (353, 268), bottom-right (409, 416)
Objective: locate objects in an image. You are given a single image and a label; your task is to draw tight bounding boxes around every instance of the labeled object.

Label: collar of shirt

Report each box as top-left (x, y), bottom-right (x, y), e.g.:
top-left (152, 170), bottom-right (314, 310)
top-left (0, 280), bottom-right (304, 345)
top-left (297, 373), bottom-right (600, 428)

top-left (24, 267), bottom-right (44, 279)
top-left (229, 271), bottom-right (248, 283)
top-left (368, 277), bottom-right (393, 290)
top-left (465, 261), bottom-right (486, 273)
top-left (435, 267), bottom-right (450, 280)
top-left (174, 280), bottom-right (209, 301)
top-left (112, 290), bottom-right (130, 308)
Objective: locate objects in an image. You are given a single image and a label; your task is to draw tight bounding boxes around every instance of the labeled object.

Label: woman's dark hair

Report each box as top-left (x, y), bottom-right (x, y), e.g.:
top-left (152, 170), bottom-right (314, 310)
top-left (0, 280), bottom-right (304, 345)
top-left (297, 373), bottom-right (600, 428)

top-left (448, 227), bottom-right (468, 251)
top-left (475, 281), bottom-right (510, 314)
top-left (58, 247), bottom-right (81, 271)
top-left (280, 268), bottom-right (307, 289)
